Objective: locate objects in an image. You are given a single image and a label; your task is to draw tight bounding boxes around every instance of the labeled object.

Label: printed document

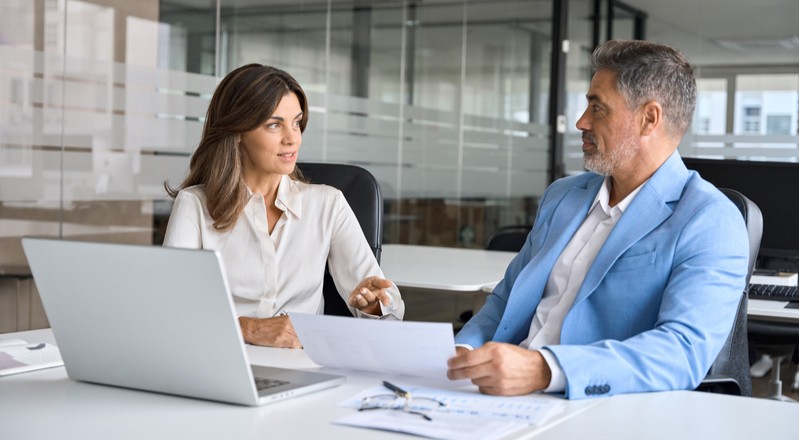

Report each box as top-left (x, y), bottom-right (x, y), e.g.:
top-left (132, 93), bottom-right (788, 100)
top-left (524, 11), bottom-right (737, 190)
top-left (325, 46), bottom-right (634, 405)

top-left (290, 313), bottom-right (455, 380)
top-left (335, 410), bottom-right (529, 440)
top-left (339, 383), bottom-right (566, 425)
top-left (336, 384), bottom-right (567, 440)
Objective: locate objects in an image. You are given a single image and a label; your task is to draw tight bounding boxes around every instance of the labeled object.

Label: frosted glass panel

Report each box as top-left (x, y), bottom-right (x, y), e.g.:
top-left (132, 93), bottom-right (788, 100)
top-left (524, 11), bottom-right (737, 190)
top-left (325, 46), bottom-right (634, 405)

top-left (0, 0), bottom-right (555, 272)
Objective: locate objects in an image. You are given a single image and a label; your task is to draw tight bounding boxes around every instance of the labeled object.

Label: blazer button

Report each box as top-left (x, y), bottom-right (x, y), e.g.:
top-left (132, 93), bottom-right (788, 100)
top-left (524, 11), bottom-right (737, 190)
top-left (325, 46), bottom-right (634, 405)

top-left (585, 385), bottom-right (610, 395)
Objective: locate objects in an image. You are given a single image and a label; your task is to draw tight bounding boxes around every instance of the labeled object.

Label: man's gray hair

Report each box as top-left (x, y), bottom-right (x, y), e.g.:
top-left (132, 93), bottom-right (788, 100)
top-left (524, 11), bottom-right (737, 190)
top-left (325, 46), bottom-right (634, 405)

top-left (591, 40), bottom-right (697, 138)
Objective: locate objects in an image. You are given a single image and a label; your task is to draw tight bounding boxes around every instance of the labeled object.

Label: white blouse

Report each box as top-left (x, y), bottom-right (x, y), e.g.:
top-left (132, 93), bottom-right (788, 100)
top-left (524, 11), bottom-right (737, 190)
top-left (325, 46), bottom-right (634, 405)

top-left (162, 174), bottom-right (404, 320)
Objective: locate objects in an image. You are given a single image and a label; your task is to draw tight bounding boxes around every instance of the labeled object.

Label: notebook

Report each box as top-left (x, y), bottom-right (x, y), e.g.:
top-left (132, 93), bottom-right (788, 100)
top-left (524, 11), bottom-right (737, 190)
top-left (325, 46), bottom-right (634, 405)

top-left (21, 237), bottom-right (345, 406)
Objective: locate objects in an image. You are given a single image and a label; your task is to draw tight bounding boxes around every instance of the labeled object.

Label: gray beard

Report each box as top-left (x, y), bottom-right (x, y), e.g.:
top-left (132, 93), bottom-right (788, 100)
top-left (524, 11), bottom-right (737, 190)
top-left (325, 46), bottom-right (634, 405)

top-left (583, 133), bottom-right (640, 176)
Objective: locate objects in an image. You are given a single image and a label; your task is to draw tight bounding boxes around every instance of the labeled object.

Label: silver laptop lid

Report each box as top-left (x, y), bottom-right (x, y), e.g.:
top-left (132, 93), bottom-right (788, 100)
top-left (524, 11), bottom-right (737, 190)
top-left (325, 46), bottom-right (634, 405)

top-left (22, 238), bottom-right (261, 405)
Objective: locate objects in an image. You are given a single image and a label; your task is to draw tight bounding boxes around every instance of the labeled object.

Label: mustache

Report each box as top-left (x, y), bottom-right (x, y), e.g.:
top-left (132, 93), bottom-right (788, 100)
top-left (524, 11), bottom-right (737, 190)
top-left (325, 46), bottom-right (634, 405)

top-left (582, 132), bottom-right (597, 145)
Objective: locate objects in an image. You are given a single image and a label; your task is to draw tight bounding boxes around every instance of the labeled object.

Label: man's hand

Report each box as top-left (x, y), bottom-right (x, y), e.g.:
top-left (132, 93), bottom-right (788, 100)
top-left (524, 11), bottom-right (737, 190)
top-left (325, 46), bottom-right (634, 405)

top-left (348, 276), bottom-right (393, 315)
top-left (447, 342), bottom-right (552, 396)
top-left (238, 315), bottom-right (301, 348)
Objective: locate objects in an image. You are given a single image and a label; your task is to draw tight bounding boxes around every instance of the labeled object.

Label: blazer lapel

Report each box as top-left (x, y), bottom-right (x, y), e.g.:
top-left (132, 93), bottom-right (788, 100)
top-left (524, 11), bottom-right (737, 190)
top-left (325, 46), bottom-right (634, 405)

top-left (573, 151), bottom-right (690, 306)
top-left (495, 175), bottom-right (603, 342)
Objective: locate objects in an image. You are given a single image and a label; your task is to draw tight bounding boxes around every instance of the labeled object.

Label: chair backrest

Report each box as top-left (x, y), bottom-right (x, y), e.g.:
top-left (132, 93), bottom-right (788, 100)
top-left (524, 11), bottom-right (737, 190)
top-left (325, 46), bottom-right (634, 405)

top-left (296, 162), bottom-right (383, 316)
top-left (720, 188), bottom-right (763, 285)
top-left (701, 188), bottom-right (763, 396)
top-left (485, 225), bottom-right (532, 252)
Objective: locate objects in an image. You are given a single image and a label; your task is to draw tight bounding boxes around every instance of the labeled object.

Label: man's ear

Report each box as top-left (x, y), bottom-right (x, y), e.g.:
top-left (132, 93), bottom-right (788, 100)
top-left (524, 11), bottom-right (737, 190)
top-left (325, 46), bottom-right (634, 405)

top-left (640, 101), bottom-right (662, 136)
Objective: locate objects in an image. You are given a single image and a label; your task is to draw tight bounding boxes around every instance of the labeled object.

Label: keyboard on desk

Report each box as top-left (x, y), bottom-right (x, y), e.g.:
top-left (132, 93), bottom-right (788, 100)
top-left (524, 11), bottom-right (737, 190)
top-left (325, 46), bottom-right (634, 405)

top-left (748, 283), bottom-right (799, 302)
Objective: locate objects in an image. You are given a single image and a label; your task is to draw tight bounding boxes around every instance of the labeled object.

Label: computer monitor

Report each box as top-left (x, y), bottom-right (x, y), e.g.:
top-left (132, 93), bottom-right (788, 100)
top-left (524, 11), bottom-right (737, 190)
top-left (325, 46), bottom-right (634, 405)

top-left (682, 157), bottom-right (799, 265)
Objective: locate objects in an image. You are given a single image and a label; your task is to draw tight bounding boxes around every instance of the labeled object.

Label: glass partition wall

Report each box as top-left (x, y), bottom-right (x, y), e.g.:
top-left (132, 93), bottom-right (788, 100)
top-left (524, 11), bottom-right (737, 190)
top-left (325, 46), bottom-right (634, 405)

top-left (169, 0), bottom-right (554, 248)
top-left (0, 0), bottom-right (554, 330)
top-left (6, 0), bottom-right (795, 330)
top-left (562, 0), bottom-right (799, 176)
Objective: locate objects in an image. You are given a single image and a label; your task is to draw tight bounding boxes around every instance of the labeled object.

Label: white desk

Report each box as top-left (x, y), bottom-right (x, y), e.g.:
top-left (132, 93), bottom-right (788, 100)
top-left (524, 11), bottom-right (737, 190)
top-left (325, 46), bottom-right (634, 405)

top-left (380, 245), bottom-right (799, 326)
top-left (0, 329), bottom-right (592, 440)
top-left (748, 299), bottom-right (799, 323)
top-left (381, 244), bottom-right (516, 292)
top-left (529, 390), bottom-right (797, 439)
top-left (2, 328), bottom-right (797, 440)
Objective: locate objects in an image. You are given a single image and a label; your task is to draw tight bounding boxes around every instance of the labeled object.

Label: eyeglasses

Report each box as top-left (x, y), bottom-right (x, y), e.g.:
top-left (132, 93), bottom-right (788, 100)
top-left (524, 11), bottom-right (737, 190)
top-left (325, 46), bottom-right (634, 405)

top-left (358, 381), bottom-right (447, 421)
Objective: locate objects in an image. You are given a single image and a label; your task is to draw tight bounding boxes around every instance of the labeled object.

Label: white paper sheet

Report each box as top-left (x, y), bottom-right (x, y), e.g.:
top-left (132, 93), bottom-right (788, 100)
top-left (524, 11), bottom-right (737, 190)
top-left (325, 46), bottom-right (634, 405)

top-left (339, 384), bottom-right (566, 425)
top-left (289, 313), bottom-right (456, 380)
top-left (334, 409), bottom-right (529, 440)
top-left (335, 384), bottom-right (567, 440)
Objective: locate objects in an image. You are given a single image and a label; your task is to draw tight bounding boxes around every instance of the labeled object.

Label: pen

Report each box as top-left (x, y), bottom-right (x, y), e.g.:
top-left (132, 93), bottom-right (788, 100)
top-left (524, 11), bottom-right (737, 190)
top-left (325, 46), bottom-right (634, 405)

top-left (382, 380), bottom-right (411, 400)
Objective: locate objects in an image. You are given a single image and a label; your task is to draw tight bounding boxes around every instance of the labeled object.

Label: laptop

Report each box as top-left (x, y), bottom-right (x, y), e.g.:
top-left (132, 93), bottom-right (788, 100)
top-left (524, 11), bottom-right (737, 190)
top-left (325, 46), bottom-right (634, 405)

top-left (21, 237), bottom-right (345, 406)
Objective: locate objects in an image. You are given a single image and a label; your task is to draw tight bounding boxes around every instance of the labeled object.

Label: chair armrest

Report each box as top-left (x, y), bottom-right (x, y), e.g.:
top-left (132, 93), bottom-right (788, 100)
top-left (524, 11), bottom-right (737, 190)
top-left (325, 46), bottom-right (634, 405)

top-left (695, 373), bottom-right (742, 396)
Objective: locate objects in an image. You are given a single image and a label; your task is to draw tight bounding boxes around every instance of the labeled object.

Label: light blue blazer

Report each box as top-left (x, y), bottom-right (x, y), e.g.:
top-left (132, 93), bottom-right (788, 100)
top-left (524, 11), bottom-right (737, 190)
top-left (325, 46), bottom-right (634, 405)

top-left (455, 151), bottom-right (749, 399)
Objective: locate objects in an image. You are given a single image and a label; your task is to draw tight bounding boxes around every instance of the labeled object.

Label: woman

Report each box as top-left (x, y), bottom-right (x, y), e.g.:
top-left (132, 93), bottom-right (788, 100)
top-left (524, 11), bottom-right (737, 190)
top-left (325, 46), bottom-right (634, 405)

top-left (163, 64), bottom-right (404, 348)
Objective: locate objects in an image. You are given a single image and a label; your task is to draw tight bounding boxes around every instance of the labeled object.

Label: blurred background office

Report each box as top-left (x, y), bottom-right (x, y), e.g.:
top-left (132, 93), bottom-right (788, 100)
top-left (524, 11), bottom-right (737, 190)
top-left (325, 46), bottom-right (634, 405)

top-left (0, 0), bottom-right (797, 333)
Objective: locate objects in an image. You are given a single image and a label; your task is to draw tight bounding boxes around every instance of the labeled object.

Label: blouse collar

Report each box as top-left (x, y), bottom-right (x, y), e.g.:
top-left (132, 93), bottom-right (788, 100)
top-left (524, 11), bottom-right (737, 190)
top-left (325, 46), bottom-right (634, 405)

top-left (245, 174), bottom-right (303, 219)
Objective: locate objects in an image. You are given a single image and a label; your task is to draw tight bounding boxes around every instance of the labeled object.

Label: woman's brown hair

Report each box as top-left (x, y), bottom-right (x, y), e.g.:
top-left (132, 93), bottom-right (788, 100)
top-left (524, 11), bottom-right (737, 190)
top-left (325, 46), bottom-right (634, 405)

top-left (165, 64), bottom-right (309, 231)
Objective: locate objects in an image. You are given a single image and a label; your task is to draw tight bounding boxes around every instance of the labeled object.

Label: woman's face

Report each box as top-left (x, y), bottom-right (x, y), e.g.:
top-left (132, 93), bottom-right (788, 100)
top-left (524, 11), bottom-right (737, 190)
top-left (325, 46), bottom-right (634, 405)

top-left (240, 92), bottom-right (303, 179)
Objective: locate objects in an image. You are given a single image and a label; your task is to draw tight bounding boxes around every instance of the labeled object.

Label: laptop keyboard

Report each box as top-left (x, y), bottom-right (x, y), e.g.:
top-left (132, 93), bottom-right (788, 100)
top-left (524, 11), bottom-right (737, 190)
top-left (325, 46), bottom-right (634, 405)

top-left (254, 377), bottom-right (290, 391)
top-left (748, 283), bottom-right (799, 302)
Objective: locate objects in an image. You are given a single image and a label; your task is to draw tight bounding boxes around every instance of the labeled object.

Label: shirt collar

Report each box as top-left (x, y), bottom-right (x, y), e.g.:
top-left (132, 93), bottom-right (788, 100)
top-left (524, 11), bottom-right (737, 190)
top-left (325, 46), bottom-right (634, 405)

top-left (246, 174), bottom-right (303, 219)
top-left (590, 176), bottom-right (646, 220)
top-left (275, 174), bottom-right (302, 218)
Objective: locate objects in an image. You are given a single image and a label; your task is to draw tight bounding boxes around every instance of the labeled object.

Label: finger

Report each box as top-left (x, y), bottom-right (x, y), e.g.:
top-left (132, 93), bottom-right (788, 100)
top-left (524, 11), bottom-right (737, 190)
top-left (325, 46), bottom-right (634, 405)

top-left (467, 342), bottom-right (509, 364)
top-left (348, 292), bottom-right (368, 307)
top-left (362, 276), bottom-right (392, 290)
top-left (447, 349), bottom-right (485, 373)
top-left (447, 346), bottom-right (489, 369)
top-left (374, 289), bottom-right (392, 306)
top-left (447, 359), bottom-right (495, 381)
top-left (372, 278), bottom-right (393, 289)
top-left (447, 367), bottom-right (469, 380)
top-left (358, 287), bottom-right (379, 303)
top-left (470, 374), bottom-right (502, 388)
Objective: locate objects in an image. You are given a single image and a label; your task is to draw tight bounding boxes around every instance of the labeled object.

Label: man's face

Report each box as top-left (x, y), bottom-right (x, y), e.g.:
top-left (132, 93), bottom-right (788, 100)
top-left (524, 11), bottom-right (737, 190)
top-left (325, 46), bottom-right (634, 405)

top-left (576, 69), bottom-right (641, 176)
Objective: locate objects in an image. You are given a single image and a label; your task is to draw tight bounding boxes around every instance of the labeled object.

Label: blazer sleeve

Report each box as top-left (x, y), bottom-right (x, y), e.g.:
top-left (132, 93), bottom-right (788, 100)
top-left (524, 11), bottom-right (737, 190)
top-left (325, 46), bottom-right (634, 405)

top-left (454, 184), bottom-right (557, 347)
top-left (454, 241), bottom-right (533, 346)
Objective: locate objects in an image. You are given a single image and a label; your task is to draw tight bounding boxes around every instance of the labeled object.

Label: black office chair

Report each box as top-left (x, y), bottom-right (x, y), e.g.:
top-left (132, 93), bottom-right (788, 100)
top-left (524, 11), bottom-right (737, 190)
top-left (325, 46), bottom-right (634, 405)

top-left (695, 188), bottom-right (762, 396)
top-left (296, 162), bottom-right (383, 317)
top-left (456, 225), bottom-right (533, 326)
top-left (748, 322), bottom-right (799, 401)
top-left (485, 225), bottom-right (532, 252)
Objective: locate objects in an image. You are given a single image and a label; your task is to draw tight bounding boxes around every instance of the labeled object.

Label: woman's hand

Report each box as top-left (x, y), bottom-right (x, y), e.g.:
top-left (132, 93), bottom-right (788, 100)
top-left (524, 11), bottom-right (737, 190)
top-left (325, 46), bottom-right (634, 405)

top-left (348, 276), bottom-right (394, 315)
top-left (238, 315), bottom-right (302, 348)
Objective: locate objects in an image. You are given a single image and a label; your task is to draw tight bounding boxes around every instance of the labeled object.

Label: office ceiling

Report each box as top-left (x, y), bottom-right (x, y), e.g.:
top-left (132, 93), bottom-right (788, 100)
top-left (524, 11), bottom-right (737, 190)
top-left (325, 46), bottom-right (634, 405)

top-left (159, 0), bottom-right (799, 66)
top-left (624, 0), bottom-right (799, 66)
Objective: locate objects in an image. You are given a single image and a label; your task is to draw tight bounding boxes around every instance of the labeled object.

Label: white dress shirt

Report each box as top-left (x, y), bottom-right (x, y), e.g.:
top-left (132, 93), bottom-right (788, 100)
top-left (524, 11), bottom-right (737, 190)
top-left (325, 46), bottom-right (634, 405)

top-left (162, 174), bottom-right (404, 320)
top-left (523, 177), bottom-right (644, 392)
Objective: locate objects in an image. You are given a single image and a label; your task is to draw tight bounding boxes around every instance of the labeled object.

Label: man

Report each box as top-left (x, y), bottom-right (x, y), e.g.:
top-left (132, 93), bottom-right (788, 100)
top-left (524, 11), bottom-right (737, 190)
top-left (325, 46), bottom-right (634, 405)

top-left (447, 40), bottom-right (749, 399)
